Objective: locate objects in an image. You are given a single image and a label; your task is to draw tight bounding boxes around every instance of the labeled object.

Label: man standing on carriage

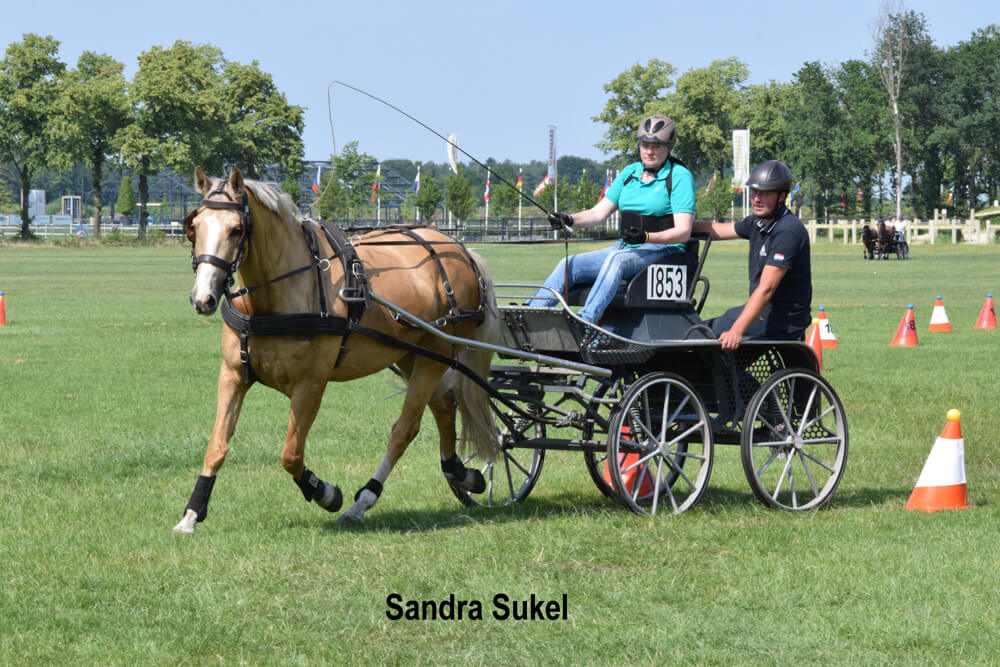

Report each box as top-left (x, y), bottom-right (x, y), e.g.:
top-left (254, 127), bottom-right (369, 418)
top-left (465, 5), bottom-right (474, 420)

top-left (694, 159), bottom-right (812, 352)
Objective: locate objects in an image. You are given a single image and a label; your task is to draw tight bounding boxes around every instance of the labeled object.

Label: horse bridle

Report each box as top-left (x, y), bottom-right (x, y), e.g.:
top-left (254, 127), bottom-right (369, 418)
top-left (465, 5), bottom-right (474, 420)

top-left (184, 178), bottom-right (253, 296)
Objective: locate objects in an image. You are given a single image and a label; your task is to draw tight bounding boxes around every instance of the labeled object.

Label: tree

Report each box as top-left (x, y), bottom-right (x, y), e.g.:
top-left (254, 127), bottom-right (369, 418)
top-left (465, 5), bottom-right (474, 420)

top-left (872, 2), bottom-right (927, 219)
top-left (696, 173), bottom-right (736, 221)
top-left (0, 34), bottom-right (66, 239)
top-left (115, 176), bottom-right (136, 219)
top-left (574, 169), bottom-right (602, 211)
top-left (280, 174), bottom-right (302, 206)
top-left (118, 40), bottom-right (223, 238)
top-left (314, 171), bottom-right (347, 220)
top-left (935, 26), bottom-right (1000, 212)
top-left (651, 58), bottom-right (749, 177)
top-left (215, 60), bottom-right (305, 180)
top-left (593, 59), bottom-right (676, 165)
top-left (50, 51), bottom-right (128, 237)
top-left (485, 167), bottom-right (520, 218)
top-left (445, 168), bottom-right (477, 222)
top-left (784, 62), bottom-right (845, 219)
top-left (742, 81), bottom-right (794, 167)
top-left (415, 175), bottom-right (443, 223)
top-left (315, 141), bottom-right (378, 221)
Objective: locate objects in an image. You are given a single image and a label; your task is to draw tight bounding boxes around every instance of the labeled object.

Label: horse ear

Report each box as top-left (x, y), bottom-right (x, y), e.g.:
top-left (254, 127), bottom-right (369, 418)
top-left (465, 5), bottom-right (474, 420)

top-left (229, 167), bottom-right (245, 199)
top-left (194, 166), bottom-right (212, 194)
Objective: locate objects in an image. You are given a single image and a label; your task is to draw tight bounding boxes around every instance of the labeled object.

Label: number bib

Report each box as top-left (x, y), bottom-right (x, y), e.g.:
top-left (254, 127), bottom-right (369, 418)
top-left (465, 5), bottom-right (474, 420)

top-left (645, 264), bottom-right (687, 301)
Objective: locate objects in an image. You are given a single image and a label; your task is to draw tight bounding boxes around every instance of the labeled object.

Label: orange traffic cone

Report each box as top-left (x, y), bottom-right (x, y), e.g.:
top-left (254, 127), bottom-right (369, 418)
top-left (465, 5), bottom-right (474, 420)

top-left (928, 295), bottom-right (951, 332)
top-left (0, 290), bottom-right (5, 326)
top-left (817, 306), bottom-right (838, 348)
top-left (905, 409), bottom-right (968, 512)
top-left (974, 293), bottom-right (996, 329)
top-left (806, 317), bottom-right (824, 371)
top-left (889, 305), bottom-right (918, 346)
top-left (604, 426), bottom-right (655, 500)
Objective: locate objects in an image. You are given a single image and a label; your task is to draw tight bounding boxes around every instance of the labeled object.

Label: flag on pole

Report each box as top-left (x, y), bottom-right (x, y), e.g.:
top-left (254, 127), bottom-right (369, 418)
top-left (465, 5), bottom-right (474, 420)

top-left (947, 186), bottom-right (953, 205)
top-left (533, 173), bottom-right (551, 197)
top-left (370, 163), bottom-right (380, 203)
top-left (483, 174), bottom-right (490, 203)
top-left (701, 172), bottom-right (716, 199)
top-left (788, 183), bottom-right (801, 206)
top-left (600, 170), bottom-right (611, 200)
top-left (857, 188), bottom-right (863, 202)
top-left (414, 165), bottom-right (420, 193)
top-left (516, 169), bottom-right (523, 192)
top-left (312, 166), bottom-right (321, 194)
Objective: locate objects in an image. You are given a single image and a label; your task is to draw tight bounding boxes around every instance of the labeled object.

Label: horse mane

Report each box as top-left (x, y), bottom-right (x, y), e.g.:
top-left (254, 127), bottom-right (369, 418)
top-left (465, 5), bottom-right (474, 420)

top-left (207, 174), bottom-right (304, 224)
top-left (248, 180), bottom-right (304, 224)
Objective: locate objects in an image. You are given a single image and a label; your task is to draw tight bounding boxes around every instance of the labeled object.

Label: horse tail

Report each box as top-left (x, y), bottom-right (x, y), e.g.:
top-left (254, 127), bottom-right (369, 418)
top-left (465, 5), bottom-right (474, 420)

top-left (444, 250), bottom-right (502, 462)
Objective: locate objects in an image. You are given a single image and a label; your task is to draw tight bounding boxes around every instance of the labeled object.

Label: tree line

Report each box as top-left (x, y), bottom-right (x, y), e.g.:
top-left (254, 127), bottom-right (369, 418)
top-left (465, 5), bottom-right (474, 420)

top-left (598, 10), bottom-right (999, 221)
top-left (0, 34), bottom-right (304, 239)
top-left (2, 7), bottom-right (997, 239)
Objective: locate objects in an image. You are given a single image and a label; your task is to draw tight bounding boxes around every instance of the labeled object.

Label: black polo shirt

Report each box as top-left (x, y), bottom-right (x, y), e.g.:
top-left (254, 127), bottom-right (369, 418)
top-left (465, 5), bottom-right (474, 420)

top-left (733, 206), bottom-right (812, 336)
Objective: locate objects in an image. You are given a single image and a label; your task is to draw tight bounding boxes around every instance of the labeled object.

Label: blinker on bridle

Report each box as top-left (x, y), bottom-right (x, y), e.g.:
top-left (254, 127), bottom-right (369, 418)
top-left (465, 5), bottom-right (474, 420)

top-left (185, 177), bottom-right (253, 297)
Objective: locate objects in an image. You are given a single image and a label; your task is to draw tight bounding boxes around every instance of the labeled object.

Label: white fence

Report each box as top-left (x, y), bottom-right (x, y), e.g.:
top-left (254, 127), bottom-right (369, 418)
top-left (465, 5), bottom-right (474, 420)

top-left (2, 210), bottom-right (996, 245)
top-left (805, 209), bottom-right (996, 245)
top-left (0, 215), bottom-right (186, 239)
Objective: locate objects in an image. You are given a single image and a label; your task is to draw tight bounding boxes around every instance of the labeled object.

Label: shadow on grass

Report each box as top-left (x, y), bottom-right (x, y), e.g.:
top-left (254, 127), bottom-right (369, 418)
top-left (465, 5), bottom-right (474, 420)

top-left (278, 483), bottom-right (914, 534)
top-left (307, 492), bottom-right (623, 534)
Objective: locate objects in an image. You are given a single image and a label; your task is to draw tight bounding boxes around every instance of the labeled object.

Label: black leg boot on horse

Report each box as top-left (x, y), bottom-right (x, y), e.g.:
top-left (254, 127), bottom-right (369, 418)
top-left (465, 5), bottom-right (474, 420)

top-left (176, 166), bottom-right (500, 533)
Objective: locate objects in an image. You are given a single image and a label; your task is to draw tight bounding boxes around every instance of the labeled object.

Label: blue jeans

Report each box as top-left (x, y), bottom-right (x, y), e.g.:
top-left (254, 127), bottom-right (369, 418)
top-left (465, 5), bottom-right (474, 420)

top-left (526, 242), bottom-right (679, 323)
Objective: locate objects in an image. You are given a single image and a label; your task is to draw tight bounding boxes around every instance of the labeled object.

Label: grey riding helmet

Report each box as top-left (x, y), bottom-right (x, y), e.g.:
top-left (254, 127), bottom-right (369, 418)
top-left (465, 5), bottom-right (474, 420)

top-left (636, 115), bottom-right (676, 154)
top-left (747, 160), bottom-right (793, 193)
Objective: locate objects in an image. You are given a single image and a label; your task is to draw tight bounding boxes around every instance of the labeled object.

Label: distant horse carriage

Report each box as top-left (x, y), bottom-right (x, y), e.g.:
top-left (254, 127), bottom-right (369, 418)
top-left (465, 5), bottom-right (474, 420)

top-left (862, 222), bottom-right (909, 260)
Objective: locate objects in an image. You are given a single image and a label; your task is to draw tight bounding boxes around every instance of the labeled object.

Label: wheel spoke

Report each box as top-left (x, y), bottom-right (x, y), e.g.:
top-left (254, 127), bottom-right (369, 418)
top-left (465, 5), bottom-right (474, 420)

top-left (663, 452), bottom-right (697, 492)
top-left (798, 447), bottom-right (836, 473)
top-left (795, 385), bottom-right (819, 437)
top-left (771, 454), bottom-right (794, 501)
top-left (796, 449), bottom-right (821, 496)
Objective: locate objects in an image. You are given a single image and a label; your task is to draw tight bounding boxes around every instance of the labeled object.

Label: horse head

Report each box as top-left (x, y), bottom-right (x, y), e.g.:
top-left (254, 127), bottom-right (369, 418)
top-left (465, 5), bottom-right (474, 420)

top-left (186, 166), bottom-right (252, 315)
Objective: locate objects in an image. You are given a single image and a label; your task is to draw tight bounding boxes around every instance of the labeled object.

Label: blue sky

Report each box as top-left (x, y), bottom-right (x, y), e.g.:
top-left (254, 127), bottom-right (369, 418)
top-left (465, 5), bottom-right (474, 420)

top-left (4, 0), bottom-right (996, 165)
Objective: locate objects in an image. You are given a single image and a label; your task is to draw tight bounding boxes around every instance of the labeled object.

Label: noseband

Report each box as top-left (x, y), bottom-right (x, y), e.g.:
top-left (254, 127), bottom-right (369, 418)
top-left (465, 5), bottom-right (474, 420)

top-left (185, 178), bottom-right (253, 296)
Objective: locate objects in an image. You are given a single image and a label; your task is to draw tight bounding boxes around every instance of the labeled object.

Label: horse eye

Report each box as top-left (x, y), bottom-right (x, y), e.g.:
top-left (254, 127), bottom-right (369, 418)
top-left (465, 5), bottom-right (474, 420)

top-left (229, 226), bottom-right (243, 238)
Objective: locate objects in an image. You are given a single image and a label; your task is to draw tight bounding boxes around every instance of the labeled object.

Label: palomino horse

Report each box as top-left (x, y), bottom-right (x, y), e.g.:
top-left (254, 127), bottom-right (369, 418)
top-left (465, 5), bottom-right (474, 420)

top-left (174, 167), bottom-right (500, 533)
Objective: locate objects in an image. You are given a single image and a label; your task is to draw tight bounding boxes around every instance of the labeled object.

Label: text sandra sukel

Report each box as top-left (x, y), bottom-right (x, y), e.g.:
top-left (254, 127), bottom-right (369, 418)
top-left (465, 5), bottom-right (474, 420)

top-left (386, 593), bottom-right (568, 621)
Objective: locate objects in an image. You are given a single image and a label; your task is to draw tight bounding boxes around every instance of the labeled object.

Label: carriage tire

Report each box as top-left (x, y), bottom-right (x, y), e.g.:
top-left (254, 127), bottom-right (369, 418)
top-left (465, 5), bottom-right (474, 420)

top-left (582, 374), bottom-right (634, 500)
top-left (448, 402), bottom-right (545, 508)
top-left (606, 372), bottom-right (714, 516)
top-left (740, 368), bottom-right (848, 511)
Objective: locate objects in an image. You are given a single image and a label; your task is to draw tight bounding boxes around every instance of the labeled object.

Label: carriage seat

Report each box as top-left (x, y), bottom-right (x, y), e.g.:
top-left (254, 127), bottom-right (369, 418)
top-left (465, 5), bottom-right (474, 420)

top-left (566, 238), bottom-right (702, 311)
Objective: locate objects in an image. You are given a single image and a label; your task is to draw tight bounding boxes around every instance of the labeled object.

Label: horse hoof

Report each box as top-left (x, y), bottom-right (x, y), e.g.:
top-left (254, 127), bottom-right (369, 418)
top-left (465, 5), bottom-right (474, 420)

top-left (336, 512), bottom-right (360, 527)
top-left (318, 484), bottom-right (343, 513)
top-left (443, 468), bottom-right (486, 494)
top-left (172, 509), bottom-right (198, 535)
top-left (466, 469), bottom-right (486, 494)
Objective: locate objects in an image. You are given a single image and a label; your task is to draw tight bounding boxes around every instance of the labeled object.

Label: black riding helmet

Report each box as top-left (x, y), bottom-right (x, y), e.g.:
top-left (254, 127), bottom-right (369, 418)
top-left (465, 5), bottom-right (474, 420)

top-left (747, 160), bottom-right (793, 193)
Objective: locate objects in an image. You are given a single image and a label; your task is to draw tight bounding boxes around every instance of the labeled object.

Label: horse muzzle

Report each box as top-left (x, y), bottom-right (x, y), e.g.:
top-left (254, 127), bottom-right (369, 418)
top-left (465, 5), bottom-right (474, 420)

top-left (190, 263), bottom-right (229, 315)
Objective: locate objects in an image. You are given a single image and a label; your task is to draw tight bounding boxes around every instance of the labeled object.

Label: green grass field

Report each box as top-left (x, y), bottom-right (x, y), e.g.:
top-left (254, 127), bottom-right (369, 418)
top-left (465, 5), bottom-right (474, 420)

top-left (1, 240), bottom-right (999, 664)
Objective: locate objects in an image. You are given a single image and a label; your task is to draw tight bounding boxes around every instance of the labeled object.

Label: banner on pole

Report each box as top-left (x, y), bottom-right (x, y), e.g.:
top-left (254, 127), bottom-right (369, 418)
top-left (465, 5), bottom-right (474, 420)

top-left (732, 129), bottom-right (750, 187)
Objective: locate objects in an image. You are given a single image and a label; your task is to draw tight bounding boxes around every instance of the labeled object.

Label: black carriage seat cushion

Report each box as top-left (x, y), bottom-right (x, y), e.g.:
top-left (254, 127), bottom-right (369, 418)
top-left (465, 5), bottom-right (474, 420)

top-left (566, 238), bottom-right (699, 309)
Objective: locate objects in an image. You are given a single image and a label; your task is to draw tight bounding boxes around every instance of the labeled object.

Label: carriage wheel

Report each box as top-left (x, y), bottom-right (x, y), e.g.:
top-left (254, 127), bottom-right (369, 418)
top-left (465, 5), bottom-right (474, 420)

top-left (741, 368), bottom-right (848, 511)
top-left (899, 242), bottom-right (909, 260)
top-left (448, 400), bottom-right (545, 508)
top-left (606, 372), bottom-right (714, 516)
top-left (582, 374), bottom-right (633, 499)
